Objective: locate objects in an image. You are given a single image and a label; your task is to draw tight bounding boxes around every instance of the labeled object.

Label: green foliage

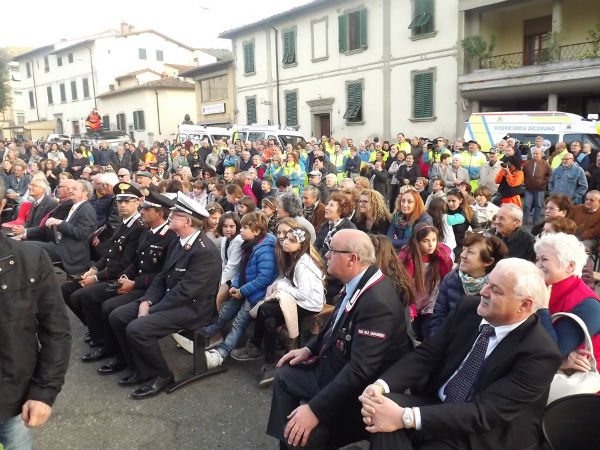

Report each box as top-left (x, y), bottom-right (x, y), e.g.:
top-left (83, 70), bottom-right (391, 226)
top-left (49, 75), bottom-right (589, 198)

top-left (461, 35), bottom-right (496, 60)
top-left (0, 48), bottom-right (11, 114)
top-left (586, 23), bottom-right (600, 55)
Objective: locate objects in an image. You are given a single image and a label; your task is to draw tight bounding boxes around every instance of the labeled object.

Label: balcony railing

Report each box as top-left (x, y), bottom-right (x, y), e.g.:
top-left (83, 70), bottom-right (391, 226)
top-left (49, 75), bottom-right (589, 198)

top-left (480, 41), bottom-right (600, 69)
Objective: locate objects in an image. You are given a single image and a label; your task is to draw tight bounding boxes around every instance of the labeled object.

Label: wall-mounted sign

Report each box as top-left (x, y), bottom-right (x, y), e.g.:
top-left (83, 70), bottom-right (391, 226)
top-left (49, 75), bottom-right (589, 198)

top-left (202, 103), bottom-right (226, 115)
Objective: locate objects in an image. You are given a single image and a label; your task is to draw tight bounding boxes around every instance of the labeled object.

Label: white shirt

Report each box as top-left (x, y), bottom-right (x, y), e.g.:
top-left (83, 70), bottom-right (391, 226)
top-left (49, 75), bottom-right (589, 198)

top-left (179, 229), bottom-right (201, 247)
top-left (65, 200), bottom-right (85, 222)
top-left (151, 220), bottom-right (169, 234)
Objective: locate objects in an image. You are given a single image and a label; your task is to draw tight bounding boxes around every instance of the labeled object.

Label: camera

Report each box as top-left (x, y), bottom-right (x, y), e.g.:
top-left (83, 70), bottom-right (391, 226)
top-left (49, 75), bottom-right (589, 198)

top-left (500, 162), bottom-right (508, 168)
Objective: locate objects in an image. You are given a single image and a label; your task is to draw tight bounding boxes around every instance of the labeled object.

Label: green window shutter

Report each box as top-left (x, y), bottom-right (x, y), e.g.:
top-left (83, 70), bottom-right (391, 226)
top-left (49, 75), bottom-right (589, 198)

top-left (244, 43), bottom-right (255, 73)
top-left (343, 82), bottom-right (363, 121)
top-left (359, 9), bottom-right (368, 48)
top-left (409, 0), bottom-right (433, 31)
top-left (246, 97), bottom-right (256, 124)
top-left (338, 15), bottom-right (347, 53)
top-left (285, 92), bottom-right (298, 126)
top-left (283, 31), bottom-right (296, 64)
top-left (413, 72), bottom-right (434, 119)
top-left (289, 30), bottom-right (296, 63)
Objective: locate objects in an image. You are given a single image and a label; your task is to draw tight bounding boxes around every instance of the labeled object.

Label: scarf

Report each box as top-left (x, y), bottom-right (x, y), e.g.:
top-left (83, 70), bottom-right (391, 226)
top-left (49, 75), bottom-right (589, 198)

top-left (303, 201), bottom-right (319, 223)
top-left (239, 235), bottom-right (264, 287)
top-left (458, 269), bottom-right (489, 296)
top-left (324, 219), bottom-right (343, 251)
top-left (391, 211), bottom-right (413, 241)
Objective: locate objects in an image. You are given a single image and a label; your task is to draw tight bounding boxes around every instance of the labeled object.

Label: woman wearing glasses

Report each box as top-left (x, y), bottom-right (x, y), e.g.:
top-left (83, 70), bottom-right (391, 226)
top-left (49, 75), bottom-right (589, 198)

top-left (530, 193), bottom-right (574, 237)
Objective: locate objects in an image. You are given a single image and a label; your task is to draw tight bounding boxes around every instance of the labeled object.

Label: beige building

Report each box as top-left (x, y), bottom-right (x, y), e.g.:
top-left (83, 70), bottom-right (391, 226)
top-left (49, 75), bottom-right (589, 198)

top-left (458, 0), bottom-right (600, 121)
top-left (180, 60), bottom-right (235, 127)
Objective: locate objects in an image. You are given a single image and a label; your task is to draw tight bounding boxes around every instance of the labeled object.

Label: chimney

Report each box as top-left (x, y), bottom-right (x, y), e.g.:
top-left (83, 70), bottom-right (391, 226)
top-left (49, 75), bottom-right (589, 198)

top-left (128, 24), bottom-right (135, 32)
top-left (120, 22), bottom-right (128, 33)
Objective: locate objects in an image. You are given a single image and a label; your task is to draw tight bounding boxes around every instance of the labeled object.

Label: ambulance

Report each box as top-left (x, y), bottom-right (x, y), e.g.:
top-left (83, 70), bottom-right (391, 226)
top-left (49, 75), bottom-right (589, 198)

top-left (232, 125), bottom-right (307, 148)
top-left (463, 111), bottom-right (600, 152)
top-left (175, 124), bottom-right (232, 147)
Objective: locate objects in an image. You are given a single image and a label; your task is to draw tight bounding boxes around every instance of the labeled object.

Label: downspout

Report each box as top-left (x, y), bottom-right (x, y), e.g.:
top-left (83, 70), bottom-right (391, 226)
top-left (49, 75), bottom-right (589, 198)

top-left (155, 90), bottom-right (162, 135)
top-left (30, 59), bottom-right (39, 121)
top-left (87, 47), bottom-right (97, 108)
top-left (271, 26), bottom-right (281, 127)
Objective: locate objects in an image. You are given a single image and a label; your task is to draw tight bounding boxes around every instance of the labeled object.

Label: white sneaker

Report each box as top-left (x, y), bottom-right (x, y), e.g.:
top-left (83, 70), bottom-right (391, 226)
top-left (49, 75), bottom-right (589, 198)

top-left (205, 349), bottom-right (224, 369)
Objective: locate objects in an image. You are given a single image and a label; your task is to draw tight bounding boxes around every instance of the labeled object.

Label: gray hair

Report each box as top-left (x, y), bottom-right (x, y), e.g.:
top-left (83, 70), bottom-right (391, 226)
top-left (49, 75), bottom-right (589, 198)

top-left (534, 232), bottom-right (587, 278)
top-left (325, 173), bottom-right (338, 184)
top-left (279, 191), bottom-right (303, 217)
top-left (339, 178), bottom-right (355, 189)
top-left (499, 203), bottom-right (523, 223)
top-left (77, 180), bottom-right (94, 199)
top-left (494, 258), bottom-right (549, 311)
top-left (303, 185), bottom-right (320, 201)
top-left (100, 172), bottom-right (119, 187)
top-left (30, 176), bottom-right (49, 190)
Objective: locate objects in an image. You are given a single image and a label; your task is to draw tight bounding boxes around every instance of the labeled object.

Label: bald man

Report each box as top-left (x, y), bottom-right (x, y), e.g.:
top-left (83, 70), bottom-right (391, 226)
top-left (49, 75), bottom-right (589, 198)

top-left (266, 230), bottom-right (413, 449)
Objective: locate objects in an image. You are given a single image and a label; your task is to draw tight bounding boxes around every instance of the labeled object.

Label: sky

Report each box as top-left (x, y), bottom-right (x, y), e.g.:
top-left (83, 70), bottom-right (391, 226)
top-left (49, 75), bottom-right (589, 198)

top-left (3, 0), bottom-right (312, 51)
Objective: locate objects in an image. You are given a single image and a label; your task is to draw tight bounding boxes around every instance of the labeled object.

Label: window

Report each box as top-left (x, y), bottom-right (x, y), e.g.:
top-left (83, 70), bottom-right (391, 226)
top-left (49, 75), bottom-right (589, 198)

top-left (47, 86), bottom-right (53, 105)
top-left (28, 91), bottom-right (35, 108)
top-left (71, 81), bottom-right (78, 101)
top-left (409, 0), bottom-right (434, 37)
top-left (311, 18), bottom-right (329, 61)
top-left (246, 97), bottom-right (257, 124)
top-left (68, 53), bottom-right (73, 63)
top-left (285, 91), bottom-right (298, 126)
top-left (243, 41), bottom-right (255, 74)
top-left (200, 75), bottom-right (228, 101)
top-left (25, 62), bottom-right (31, 78)
top-left (59, 83), bottom-right (66, 102)
top-left (412, 71), bottom-right (434, 119)
top-left (82, 78), bottom-right (90, 98)
top-left (338, 9), bottom-right (367, 53)
top-left (17, 113), bottom-right (25, 124)
top-left (44, 56), bottom-right (49, 72)
top-left (343, 81), bottom-right (363, 123)
top-left (57, 56), bottom-right (62, 67)
top-left (139, 48), bottom-right (147, 60)
top-left (102, 115), bottom-right (110, 130)
top-left (133, 110), bottom-right (145, 130)
top-left (282, 29), bottom-right (296, 65)
top-left (156, 50), bottom-right (164, 61)
top-left (116, 113), bottom-right (126, 131)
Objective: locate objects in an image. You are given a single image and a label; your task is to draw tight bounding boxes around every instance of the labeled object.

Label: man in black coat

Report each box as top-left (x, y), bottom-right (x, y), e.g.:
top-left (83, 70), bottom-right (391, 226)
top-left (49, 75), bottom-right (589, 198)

top-left (494, 204), bottom-right (536, 262)
top-left (11, 178), bottom-right (57, 237)
top-left (0, 180), bottom-right (71, 450)
top-left (359, 258), bottom-right (562, 450)
top-left (267, 229), bottom-right (412, 449)
top-left (108, 192), bottom-right (221, 399)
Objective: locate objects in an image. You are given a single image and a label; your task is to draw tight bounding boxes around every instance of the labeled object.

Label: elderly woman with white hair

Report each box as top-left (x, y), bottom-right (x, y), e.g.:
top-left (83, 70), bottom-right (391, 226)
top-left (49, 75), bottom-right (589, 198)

top-left (535, 232), bottom-right (600, 372)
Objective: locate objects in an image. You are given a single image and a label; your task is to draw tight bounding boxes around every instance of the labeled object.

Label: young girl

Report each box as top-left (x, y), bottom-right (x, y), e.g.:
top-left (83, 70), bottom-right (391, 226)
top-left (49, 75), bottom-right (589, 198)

top-left (399, 223), bottom-right (453, 341)
top-left (427, 197), bottom-right (462, 260)
top-left (231, 226), bottom-right (326, 388)
top-left (202, 202), bottom-right (224, 247)
top-left (188, 180), bottom-right (208, 207)
top-left (261, 196), bottom-right (279, 235)
top-left (471, 186), bottom-right (499, 231)
top-left (216, 212), bottom-right (243, 312)
top-left (223, 184), bottom-right (243, 213)
top-left (238, 195), bottom-right (257, 217)
top-left (446, 188), bottom-right (475, 262)
top-left (275, 217), bottom-right (300, 245)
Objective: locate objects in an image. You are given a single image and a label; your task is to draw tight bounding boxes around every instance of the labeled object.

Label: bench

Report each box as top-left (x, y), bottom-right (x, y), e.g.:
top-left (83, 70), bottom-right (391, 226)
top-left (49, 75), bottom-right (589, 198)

top-left (166, 328), bottom-right (227, 393)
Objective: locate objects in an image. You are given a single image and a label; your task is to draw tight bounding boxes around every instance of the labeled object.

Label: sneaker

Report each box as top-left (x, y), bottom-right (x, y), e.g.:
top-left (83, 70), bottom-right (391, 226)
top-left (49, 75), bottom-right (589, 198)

top-left (258, 363), bottom-right (276, 388)
top-left (231, 342), bottom-right (264, 361)
top-left (204, 336), bottom-right (224, 351)
top-left (205, 349), bottom-right (224, 369)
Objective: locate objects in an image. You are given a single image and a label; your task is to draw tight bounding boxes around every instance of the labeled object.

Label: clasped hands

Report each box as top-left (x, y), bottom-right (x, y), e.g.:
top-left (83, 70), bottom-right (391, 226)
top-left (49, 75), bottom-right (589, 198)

top-left (359, 384), bottom-right (409, 434)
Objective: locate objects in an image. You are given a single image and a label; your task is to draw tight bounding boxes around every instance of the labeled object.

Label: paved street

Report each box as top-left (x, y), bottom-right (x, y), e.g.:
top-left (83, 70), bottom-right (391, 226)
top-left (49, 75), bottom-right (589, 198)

top-left (35, 312), bottom-right (275, 450)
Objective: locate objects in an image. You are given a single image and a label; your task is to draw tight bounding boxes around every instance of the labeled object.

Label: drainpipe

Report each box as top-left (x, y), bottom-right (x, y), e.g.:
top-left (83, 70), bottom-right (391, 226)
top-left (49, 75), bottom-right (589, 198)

top-left (155, 90), bottom-right (162, 135)
top-left (87, 47), bottom-right (97, 108)
top-left (271, 26), bottom-right (281, 127)
top-left (30, 59), bottom-right (39, 121)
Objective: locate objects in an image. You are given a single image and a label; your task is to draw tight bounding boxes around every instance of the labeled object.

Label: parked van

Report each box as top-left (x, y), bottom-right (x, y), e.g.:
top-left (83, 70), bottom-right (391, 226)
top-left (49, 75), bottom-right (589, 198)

top-left (176, 124), bottom-right (232, 147)
top-left (464, 111), bottom-right (600, 152)
top-left (232, 125), bottom-right (307, 148)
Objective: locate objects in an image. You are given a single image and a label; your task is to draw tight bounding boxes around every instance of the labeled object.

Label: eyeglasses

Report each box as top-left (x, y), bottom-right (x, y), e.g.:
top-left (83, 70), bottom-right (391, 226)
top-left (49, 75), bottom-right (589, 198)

top-left (545, 207), bottom-right (560, 211)
top-left (118, 174), bottom-right (128, 178)
top-left (326, 248), bottom-right (354, 255)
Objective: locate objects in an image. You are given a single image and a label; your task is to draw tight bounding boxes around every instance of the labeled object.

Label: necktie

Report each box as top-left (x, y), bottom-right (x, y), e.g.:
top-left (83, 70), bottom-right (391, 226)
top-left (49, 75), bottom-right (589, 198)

top-left (444, 324), bottom-right (495, 403)
top-left (319, 286), bottom-right (346, 356)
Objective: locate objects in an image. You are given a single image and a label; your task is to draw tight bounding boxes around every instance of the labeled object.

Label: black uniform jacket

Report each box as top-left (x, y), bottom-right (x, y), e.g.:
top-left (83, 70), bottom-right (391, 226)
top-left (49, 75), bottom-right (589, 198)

top-left (379, 296), bottom-right (562, 450)
top-left (306, 265), bottom-right (411, 425)
top-left (0, 235), bottom-right (71, 421)
top-left (120, 221), bottom-right (177, 290)
top-left (144, 230), bottom-right (221, 318)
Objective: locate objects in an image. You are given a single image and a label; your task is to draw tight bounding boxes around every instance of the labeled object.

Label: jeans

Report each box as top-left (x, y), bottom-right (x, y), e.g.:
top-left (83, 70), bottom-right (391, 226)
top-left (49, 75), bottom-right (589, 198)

top-left (0, 414), bottom-right (33, 450)
top-left (523, 190), bottom-right (544, 223)
top-left (201, 297), bottom-right (243, 337)
top-left (217, 300), bottom-right (253, 358)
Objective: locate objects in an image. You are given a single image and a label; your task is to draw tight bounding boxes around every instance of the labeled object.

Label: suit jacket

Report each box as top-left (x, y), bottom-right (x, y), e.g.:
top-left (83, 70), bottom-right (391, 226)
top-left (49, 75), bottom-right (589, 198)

top-left (310, 202), bottom-right (327, 232)
top-left (7, 174), bottom-right (30, 196)
top-left (306, 265), bottom-right (412, 425)
top-left (144, 230), bottom-right (221, 320)
top-left (26, 200), bottom-right (73, 242)
top-left (54, 201), bottom-right (97, 274)
top-left (379, 296), bottom-right (562, 450)
top-left (24, 195), bottom-right (58, 228)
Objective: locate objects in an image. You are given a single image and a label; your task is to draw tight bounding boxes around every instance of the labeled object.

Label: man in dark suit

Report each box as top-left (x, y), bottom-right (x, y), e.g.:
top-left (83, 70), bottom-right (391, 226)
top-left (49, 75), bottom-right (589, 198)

top-left (11, 178), bottom-right (57, 235)
top-left (108, 192), bottom-right (221, 399)
top-left (266, 229), bottom-right (412, 449)
top-left (27, 179), bottom-right (97, 275)
top-left (359, 258), bottom-right (562, 450)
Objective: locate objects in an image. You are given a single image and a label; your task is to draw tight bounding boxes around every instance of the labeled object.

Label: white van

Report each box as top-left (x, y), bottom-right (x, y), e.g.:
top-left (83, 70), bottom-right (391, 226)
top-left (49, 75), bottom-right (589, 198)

top-left (176, 124), bottom-right (232, 147)
top-left (463, 111), bottom-right (600, 152)
top-left (232, 125), bottom-right (307, 148)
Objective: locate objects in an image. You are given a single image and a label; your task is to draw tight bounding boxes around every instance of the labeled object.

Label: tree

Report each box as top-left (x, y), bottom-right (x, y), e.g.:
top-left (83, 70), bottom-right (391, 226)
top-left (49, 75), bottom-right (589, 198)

top-left (0, 48), bottom-right (12, 114)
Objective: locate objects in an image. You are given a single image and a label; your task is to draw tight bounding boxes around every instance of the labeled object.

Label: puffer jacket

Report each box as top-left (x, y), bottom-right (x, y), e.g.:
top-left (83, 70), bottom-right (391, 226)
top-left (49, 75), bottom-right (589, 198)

top-left (0, 235), bottom-right (71, 421)
top-left (428, 269), bottom-right (465, 337)
top-left (232, 233), bottom-right (278, 305)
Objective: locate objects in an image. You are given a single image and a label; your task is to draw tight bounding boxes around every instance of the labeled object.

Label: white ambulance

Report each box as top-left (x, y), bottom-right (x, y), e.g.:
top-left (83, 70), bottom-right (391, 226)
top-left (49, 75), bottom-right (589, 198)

top-left (463, 111), bottom-right (600, 152)
top-left (232, 125), bottom-right (307, 148)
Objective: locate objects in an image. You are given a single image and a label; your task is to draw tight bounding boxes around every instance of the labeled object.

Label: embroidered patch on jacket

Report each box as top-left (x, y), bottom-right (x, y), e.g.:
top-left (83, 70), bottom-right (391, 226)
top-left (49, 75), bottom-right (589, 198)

top-left (357, 329), bottom-right (386, 339)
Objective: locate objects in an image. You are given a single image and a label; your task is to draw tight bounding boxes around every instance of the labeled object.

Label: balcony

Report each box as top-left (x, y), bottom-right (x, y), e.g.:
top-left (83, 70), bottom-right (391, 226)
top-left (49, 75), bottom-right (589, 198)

top-left (481, 41), bottom-right (600, 69)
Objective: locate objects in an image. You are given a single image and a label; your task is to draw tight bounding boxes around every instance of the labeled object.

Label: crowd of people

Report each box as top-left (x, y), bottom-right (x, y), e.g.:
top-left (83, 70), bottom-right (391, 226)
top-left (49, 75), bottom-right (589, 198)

top-left (1, 129), bottom-right (600, 450)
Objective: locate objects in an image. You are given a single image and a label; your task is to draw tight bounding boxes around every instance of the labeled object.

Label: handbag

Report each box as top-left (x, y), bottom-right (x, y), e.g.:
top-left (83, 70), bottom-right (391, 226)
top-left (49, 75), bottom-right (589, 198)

top-left (547, 312), bottom-right (600, 405)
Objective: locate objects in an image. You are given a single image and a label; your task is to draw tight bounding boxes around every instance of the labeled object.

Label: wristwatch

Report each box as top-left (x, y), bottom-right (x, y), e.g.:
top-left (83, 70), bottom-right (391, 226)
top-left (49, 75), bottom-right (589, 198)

top-left (402, 407), bottom-right (414, 429)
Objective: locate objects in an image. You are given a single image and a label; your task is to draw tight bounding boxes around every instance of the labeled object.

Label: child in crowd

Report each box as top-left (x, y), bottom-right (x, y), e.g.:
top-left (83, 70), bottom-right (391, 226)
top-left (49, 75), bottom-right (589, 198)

top-left (215, 212), bottom-right (243, 312)
top-left (261, 196), bottom-right (279, 235)
top-left (424, 178), bottom-right (446, 209)
top-left (399, 223), bottom-right (453, 341)
top-left (261, 178), bottom-right (276, 199)
top-left (471, 186), bottom-right (499, 231)
top-left (203, 212), bottom-right (278, 369)
top-left (202, 202), bottom-right (224, 247)
top-left (446, 188), bottom-right (475, 262)
top-left (223, 184), bottom-right (243, 213)
top-left (275, 217), bottom-right (300, 245)
top-left (238, 195), bottom-right (257, 218)
top-left (427, 197), bottom-right (462, 260)
top-left (231, 226), bottom-right (326, 387)
top-left (188, 180), bottom-right (208, 207)
top-left (415, 177), bottom-right (429, 205)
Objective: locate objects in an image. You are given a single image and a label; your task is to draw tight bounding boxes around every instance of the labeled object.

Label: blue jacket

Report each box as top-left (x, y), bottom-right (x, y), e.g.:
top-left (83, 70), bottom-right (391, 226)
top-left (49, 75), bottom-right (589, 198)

top-left (387, 212), bottom-right (433, 249)
top-left (232, 233), bottom-right (278, 305)
top-left (548, 163), bottom-right (588, 202)
top-left (429, 269), bottom-right (465, 337)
